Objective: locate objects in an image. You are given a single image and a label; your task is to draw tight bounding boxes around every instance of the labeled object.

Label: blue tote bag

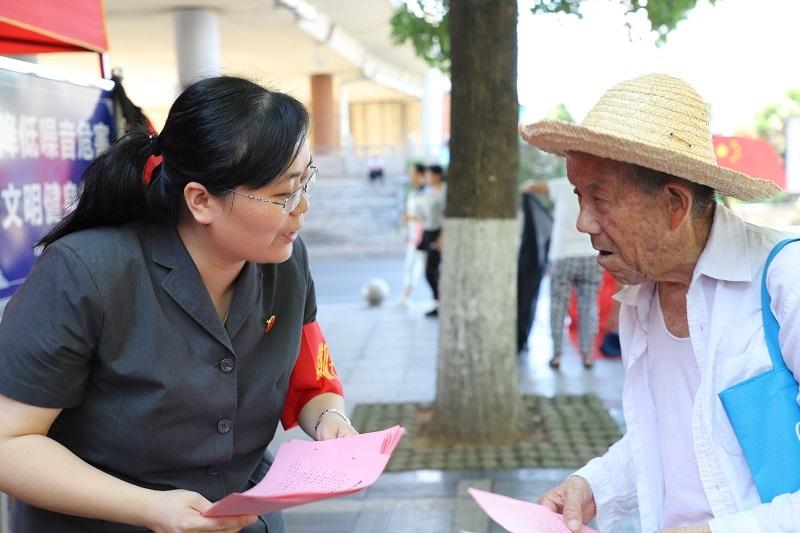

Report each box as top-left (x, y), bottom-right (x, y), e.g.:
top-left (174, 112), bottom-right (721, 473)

top-left (718, 237), bottom-right (800, 503)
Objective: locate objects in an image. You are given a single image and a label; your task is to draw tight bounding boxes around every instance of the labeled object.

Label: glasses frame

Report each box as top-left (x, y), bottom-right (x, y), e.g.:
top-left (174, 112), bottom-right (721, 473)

top-left (225, 166), bottom-right (317, 214)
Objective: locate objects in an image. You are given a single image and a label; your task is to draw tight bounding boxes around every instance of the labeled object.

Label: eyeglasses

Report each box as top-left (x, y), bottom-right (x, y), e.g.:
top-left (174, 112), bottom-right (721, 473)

top-left (225, 166), bottom-right (317, 214)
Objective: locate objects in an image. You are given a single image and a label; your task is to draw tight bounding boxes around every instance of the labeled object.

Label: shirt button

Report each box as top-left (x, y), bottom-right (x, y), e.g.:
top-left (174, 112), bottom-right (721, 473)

top-left (219, 358), bottom-right (235, 373)
top-left (217, 418), bottom-right (232, 434)
top-left (207, 465), bottom-right (220, 476)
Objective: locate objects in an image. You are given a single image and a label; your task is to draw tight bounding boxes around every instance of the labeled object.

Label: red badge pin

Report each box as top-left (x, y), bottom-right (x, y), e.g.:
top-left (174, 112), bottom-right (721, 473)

top-left (265, 314), bottom-right (277, 333)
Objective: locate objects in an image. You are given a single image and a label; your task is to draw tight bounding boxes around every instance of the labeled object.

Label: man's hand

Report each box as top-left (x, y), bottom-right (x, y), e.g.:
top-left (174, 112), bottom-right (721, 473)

top-left (657, 526), bottom-right (711, 533)
top-left (538, 476), bottom-right (596, 533)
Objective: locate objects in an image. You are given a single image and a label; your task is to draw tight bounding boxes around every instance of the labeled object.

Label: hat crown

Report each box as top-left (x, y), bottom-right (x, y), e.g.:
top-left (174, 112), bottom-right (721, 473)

top-left (518, 73), bottom-right (781, 200)
top-left (582, 73), bottom-right (716, 165)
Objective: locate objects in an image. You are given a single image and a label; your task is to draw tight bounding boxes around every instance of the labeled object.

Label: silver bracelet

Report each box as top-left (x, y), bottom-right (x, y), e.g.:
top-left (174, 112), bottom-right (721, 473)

top-left (314, 408), bottom-right (351, 433)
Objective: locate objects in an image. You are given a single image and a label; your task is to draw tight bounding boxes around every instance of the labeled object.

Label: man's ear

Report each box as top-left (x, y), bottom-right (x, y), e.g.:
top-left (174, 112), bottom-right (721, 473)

top-left (183, 182), bottom-right (215, 225)
top-left (663, 181), bottom-right (693, 231)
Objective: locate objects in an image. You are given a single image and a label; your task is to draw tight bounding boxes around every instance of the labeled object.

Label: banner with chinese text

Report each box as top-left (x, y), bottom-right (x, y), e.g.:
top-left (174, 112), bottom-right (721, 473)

top-left (0, 66), bottom-right (115, 303)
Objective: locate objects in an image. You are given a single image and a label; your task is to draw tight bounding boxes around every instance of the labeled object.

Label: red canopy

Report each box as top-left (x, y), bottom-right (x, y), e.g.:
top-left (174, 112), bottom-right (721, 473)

top-left (713, 135), bottom-right (786, 190)
top-left (0, 0), bottom-right (107, 54)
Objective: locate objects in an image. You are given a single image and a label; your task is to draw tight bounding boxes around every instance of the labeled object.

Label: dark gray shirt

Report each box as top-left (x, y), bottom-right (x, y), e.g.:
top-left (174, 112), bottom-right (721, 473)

top-left (421, 184), bottom-right (446, 231)
top-left (0, 222), bottom-right (317, 532)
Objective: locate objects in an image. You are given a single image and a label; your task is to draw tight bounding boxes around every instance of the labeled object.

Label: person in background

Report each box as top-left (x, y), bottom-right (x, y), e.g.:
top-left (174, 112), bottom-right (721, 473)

top-left (521, 73), bottom-right (797, 533)
top-left (0, 76), bottom-right (357, 533)
top-left (418, 164), bottom-right (446, 317)
top-left (396, 163), bottom-right (427, 307)
top-left (367, 153), bottom-right (385, 184)
top-left (520, 177), bottom-right (602, 369)
top-left (516, 190), bottom-right (553, 354)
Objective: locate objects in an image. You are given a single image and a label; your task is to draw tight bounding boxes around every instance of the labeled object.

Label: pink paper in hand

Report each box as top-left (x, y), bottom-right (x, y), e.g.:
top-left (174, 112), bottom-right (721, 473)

top-left (204, 426), bottom-right (405, 517)
top-left (247, 443), bottom-right (390, 498)
top-left (468, 488), bottom-right (600, 533)
top-left (287, 425), bottom-right (404, 456)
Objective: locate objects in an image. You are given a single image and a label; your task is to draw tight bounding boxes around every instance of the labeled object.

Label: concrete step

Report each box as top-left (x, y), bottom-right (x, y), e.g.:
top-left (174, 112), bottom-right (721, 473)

top-left (302, 169), bottom-right (411, 257)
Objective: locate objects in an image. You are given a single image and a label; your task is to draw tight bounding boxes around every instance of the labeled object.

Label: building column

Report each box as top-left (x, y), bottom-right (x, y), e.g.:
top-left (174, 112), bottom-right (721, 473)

top-left (310, 74), bottom-right (336, 155)
top-left (338, 83), bottom-right (352, 154)
top-left (173, 8), bottom-right (220, 90)
top-left (421, 68), bottom-right (445, 163)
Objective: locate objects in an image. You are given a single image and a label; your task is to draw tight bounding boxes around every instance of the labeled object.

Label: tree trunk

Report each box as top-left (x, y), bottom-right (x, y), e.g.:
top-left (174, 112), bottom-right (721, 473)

top-left (428, 0), bottom-right (523, 444)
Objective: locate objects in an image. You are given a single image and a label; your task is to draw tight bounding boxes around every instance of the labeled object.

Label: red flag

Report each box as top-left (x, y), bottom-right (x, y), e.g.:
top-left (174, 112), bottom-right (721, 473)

top-left (713, 135), bottom-right (785, 190)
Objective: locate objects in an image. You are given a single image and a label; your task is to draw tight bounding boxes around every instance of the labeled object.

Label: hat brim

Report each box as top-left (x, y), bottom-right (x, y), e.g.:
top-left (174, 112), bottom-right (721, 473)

top-left (519, 120), bottom-right (781, 201)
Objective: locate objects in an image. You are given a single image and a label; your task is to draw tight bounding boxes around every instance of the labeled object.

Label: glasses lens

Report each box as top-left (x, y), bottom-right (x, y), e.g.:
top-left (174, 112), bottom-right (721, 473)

top-left (283, 169), bottom-right (316, 214)
top-left (284, 191), bottom-right (299, 214)
top-left (288, 171), bottom-right (316, 213)
top-left (305, 168), bottom-right (317, 196)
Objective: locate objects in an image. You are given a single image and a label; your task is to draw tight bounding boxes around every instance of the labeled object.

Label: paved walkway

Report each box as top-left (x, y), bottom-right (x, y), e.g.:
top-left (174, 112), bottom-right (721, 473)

top-left (271, 256), bottom-right (640, 532)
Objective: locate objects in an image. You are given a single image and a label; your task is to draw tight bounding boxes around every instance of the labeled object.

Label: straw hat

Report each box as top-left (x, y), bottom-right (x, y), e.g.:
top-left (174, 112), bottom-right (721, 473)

top-left (519, 73), bottom-right (781, 200)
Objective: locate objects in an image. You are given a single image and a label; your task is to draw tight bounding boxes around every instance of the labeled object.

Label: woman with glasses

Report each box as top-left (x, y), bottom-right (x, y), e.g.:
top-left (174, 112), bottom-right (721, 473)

top-left (0, 76), bottom-right (355, 532)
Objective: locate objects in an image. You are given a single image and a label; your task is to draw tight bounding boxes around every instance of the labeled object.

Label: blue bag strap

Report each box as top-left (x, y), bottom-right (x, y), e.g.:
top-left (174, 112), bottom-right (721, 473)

top-left (761, 237), bottom-right (800, 370)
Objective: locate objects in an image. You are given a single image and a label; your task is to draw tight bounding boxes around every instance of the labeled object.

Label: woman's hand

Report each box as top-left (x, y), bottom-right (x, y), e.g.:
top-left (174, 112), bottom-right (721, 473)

top-left (314, 411), bottom-right (359, 440)
top-left (144, 489), bottom-right (258, 533)
top-left (298, 393), bottom-right (356, 441)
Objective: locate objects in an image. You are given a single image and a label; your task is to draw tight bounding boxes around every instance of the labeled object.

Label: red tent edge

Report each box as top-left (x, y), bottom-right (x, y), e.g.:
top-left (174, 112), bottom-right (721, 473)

top-left (0, 0), bottom-right (108, 54)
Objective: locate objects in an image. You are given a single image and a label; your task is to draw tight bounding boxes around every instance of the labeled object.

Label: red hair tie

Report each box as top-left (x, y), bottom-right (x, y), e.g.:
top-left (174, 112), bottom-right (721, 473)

top-left (143, 133), bottom-right (163, 186)
top-left (143, 154), bottom-right (163, 186)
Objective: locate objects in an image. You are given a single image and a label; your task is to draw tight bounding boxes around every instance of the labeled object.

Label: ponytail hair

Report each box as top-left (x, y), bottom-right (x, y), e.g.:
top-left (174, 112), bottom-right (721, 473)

top-left (39, 128), bottom-right (157, 246)
top-left (39, 76), bottom-right (310, 248)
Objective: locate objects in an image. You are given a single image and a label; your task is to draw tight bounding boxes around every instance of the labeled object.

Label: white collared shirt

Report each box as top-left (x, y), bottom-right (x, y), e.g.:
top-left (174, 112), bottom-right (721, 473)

top-left (574, 205), bottom-right (800, 533)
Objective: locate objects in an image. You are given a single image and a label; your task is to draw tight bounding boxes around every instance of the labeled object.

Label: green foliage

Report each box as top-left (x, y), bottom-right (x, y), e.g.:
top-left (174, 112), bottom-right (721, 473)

top-left (518, 104), bottom-right (573, 184)
top-left (547, 103), bottom-right (574, 122)
top-left (518, 142), bottom-right (565, 185)
top-left (390, 0), bottom-right (716, 69)
top-left (390, 1), bottom-right (450, 72)
top-left (531, 0), bottom-right (717, 45)
top-left (752, 89), bottom-right (800, 158)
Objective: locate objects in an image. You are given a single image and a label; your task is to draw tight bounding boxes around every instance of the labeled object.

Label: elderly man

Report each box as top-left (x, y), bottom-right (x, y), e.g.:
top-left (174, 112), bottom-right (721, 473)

top-left (520, 74), bottom-right (800, 533)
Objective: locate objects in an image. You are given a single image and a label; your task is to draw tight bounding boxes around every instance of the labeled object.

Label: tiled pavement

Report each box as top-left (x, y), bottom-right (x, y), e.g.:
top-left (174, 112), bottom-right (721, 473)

top-left (270, 257), bottom-right (640, 533)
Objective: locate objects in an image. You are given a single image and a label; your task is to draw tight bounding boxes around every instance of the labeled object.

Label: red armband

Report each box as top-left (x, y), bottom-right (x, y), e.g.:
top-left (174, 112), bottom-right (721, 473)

top-left (281, 321), bottom-right (344, 429)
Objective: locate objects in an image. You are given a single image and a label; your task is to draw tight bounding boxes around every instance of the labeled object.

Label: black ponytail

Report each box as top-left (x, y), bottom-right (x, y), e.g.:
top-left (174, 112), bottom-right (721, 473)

top-left (39, 76), bottom-right (310, 248)
top-left (38, 128), bottom-right (156, 247)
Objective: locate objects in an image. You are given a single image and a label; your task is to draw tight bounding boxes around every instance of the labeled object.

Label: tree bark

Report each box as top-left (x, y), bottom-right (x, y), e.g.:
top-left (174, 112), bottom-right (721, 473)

top-left (428, 0), bottom-right (523, 444)
top-left (446, 0), bottom-right (518, 219)
top-left (432, 218), bottom-right (522, 443)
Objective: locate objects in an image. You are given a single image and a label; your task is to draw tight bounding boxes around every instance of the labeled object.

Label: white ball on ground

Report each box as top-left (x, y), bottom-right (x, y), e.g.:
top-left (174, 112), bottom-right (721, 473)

top-left (362, 277), bottom-right (390, 307)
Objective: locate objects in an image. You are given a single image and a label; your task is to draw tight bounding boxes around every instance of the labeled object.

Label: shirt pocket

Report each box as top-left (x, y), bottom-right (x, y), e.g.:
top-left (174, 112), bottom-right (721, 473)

top-left (714, 317), bottom-right (773, 456)
top-left (715, 399), bottom-right (745, 457)
top-left (715, 316), bottom-right (772, 386)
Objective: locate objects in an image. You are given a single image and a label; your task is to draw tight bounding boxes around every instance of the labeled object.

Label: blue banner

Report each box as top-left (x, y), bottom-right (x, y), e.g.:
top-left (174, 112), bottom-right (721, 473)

top-left (0, 65), bottom-right (115, 302)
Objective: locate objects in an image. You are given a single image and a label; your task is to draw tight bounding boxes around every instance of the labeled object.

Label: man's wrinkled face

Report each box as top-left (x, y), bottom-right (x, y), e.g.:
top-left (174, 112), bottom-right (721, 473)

top-left (566, 152), bottom-right (666, 285)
